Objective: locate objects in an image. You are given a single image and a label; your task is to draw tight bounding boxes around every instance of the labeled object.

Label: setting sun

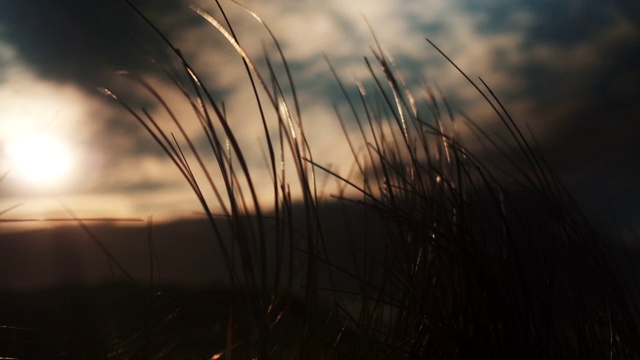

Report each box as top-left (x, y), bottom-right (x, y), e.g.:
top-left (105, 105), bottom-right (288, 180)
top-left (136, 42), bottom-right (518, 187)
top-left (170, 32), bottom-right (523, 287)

top-left (5, 133), bottom-right (73, 186)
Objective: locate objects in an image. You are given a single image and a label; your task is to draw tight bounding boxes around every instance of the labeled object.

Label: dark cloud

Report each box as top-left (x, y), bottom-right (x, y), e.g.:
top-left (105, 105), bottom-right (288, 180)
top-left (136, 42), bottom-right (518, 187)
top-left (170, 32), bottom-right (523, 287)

top-left (0, 1), bottom-right (191, 85)
top-left (418, 1), bottom-right (640, 227)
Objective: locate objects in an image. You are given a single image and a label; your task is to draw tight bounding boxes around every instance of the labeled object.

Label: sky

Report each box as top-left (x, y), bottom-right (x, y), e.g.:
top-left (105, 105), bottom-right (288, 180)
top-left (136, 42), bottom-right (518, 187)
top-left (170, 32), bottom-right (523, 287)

top-left (0, 0), bottom-right (638, 236)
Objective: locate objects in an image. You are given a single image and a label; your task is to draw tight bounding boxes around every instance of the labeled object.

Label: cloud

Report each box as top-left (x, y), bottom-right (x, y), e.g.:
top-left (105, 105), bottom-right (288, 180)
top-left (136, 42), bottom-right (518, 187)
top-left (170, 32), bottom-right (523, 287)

top-left (0, 0), bottom-right (638, 228)
top-left (0, 41), bottom-right (114, 191)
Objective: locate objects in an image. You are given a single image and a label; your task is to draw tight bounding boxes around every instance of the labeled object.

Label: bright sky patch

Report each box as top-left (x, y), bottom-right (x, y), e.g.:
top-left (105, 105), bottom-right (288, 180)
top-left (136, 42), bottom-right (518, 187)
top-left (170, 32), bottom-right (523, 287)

top-left (5, 134), bottom-right (73, 186)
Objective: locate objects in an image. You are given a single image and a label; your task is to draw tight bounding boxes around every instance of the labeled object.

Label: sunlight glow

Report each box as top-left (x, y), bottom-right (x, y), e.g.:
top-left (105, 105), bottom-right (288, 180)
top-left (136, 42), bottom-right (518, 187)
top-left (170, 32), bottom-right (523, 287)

top-left (5, 134), bottom-right (73, 186)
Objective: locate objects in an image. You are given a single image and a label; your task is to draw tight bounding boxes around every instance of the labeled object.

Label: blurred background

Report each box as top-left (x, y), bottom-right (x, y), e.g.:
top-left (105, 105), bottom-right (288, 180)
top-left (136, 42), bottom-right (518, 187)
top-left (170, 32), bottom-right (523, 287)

top-left (0, 0), bottom-right (638, 288)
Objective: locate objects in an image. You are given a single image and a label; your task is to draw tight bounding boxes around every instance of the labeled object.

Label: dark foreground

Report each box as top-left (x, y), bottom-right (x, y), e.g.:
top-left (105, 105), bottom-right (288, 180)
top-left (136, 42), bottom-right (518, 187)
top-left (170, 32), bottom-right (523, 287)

top-left (1, 284), bottom-right (248, 358)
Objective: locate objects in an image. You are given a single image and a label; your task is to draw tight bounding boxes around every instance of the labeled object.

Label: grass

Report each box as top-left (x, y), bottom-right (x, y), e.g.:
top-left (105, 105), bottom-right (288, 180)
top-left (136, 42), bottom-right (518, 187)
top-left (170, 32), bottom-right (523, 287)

top-left (3, 0), bottom-right (640, 358)
top-left (109, 1), bottom-right (640, 358)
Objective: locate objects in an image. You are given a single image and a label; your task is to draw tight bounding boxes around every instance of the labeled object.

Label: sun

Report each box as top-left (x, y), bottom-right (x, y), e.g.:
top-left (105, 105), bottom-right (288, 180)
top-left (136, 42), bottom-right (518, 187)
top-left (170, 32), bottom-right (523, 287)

top-left (5, 133), bottom-right (74, 186)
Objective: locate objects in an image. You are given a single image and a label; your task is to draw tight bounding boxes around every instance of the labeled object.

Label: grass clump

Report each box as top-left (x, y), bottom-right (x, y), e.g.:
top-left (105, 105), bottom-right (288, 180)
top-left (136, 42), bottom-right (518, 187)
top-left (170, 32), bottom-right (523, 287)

top-left (97, 1), bottom-right (640, 358)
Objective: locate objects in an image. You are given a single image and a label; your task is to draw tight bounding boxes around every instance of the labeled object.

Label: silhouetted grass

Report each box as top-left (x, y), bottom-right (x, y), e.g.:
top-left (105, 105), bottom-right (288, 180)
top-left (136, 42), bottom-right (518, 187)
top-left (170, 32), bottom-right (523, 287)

top-left (99, 1), bottom-right (640, 358)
